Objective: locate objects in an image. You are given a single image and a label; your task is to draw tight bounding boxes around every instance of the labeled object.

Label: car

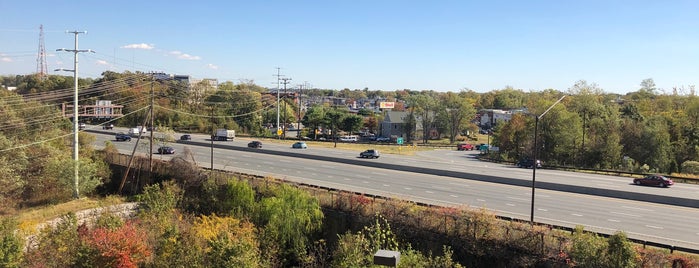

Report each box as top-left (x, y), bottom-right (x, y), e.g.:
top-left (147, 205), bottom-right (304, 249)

top-left (517, 159), bottom-right (542, 169)
top-left (248, 141), bottom-right (262, 148)
top-left (180, 134), bottom-right (192, 141)
top-left (292, 142), bottom-right (308, 149)
top-left (476, 143), bottom-right (489, 151)
top-left (359, 149), bottom-right (380, 159)
top-left (457, 143), bottom-right (475, 151)
top-left (157, 146), bottom-right (175, 154)
top-left (115, 133), bottom-right (132, 141)
top-left (633, 175), bottom-right (674, 188)
top-left (78, 122), bottom-right (86, 130)
top-left (376, 137), bottom-right (391, 142)
top-left (102, 124), bottom-right (114, 130)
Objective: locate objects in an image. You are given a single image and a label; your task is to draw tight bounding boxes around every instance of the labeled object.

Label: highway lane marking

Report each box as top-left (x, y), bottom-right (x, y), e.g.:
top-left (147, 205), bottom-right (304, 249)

top-left (537, 208), bottom-right (548, 212)
top-left (607, 219), bottom-right (620, 222)
top-left (383, 184), bottom-right (390, 187)
top-left (571, 213), bottom-right (583, 217)
top-left (404, 187), bottom-right (412, 190)
top-left (321, 165), bottom-right (336, 169)
top-left (431, 185), bottom-right (450, 191)
top-left (507, 197), bottom-right (529, 201)
top-left (621, 206), bottom-right (653, 212)
top-left (371, 172), bottom-right (387, 176)
top-left (263, 161), bottom-right (274, 165)
top-left (363, 181), bottom-right (370, 184)
top-left (448, 182), bottom-right (470, 187)
top-left (343, 178), bottom-right (350, 181)
top-left (282, 168), bottom-right (288, 172)
top-left (303, 167), bottom-right (317, 170)
top-left (425, 191), bottom-right (434, 194)
top-left (311, 173), bottom-right (317, 176)
top-left (506, 203), bottom-right (515, 206)
top-left (279, 159), bottom-right (292, 163)
top-left (645, 225), bottom-right (664, 229)
top-left (450, 194), bottom-right (458, 198)
top-left (477, 199), bottom-right (485, 202)
top-left (610, 211), bottom-right (641, 218)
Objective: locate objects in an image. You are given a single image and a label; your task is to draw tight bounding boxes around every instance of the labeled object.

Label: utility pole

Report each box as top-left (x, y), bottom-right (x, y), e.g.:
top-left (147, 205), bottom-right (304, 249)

top-left (281, 77), bottom-right (292, 139)
top-left (274, 67), bottom-right (284, 138)
top-left (149, 73), bottom-right (154, 178)
top-left (55, 30), bottom-right (93, 199)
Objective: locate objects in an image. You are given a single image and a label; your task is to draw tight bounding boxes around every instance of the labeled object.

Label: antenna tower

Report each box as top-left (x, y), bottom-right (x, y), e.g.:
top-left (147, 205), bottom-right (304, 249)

top-left (36, 24), bottom-right (48, 80)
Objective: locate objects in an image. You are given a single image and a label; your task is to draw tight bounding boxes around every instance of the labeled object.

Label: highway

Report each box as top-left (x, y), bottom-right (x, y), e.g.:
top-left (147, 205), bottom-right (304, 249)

top-left (87, 127), bottom-right (699, 250)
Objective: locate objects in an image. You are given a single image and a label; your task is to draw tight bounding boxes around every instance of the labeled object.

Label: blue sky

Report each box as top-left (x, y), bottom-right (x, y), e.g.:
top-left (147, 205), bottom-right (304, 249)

top-left (1, 0), bottom-right (698, 94)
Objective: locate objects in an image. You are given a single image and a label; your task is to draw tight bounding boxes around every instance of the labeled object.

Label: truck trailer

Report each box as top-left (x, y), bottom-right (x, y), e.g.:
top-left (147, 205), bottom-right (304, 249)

top-left (212, 129), bottom-right (235, 141)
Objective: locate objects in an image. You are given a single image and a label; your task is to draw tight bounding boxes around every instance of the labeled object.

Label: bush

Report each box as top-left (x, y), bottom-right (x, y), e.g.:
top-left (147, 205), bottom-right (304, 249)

top-left (0, 218), bottom-right (23, 268)
top-left (681, 161), bottom-right (699, 175)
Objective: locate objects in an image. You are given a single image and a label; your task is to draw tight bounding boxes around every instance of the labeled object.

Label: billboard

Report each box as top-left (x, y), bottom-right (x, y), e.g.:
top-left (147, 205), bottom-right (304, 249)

top-left (379, 102), bottom-right (395, 109)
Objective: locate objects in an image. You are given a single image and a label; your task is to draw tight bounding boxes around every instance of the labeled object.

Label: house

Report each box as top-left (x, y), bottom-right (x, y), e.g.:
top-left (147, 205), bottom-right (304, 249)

top-left (478, 108), bottom-right (527, 129)
top-left (380, 111), bottom-right (417, 140)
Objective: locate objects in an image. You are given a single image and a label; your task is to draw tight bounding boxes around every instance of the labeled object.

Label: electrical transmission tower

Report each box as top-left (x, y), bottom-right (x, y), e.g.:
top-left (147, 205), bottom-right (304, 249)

top-left (36, 24), bottom-right (48, 80)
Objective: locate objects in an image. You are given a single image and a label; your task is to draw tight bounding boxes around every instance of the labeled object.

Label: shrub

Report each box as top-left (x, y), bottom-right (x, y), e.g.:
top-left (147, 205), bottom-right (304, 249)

top-left (681, 161), bottom-right (699, 175)
top-left (0, 218), bottom-right (23, 268)
top-left (137, 181), bottom-right (182, 217)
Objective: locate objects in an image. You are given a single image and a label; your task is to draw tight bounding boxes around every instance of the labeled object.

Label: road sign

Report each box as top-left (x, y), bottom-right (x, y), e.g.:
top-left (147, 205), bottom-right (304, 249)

top-left (396, 137), bottom-right (404, 145)
top-left (277, 129), bottom-right (283, 136)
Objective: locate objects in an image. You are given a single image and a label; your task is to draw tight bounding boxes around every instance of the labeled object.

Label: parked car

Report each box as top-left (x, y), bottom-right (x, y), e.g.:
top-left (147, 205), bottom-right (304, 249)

top-left (633, 175), bottom-right (674, 188)
top-left (292, 142), bottom-right (308, 149)
top-left (457, 143), bottom-right (475, 151)
top-left (102, 124), bottom-right (114, 130)
top-left (359, 149), bottom-right (380, 159)
top-left (517, 159), bottom-right (542, 169)
top-left (248, 141), bottom-right (262, 148)
top-left (376, 137), bottom-right (391, 142)
top-left (79, 122), bottom-right (86, 130)
top-left (157, 146), bottom-right (175, 154)
top-left (115, 132), bottom-right (131, 141)
top-left (180, 134), bottom-right (192, 141)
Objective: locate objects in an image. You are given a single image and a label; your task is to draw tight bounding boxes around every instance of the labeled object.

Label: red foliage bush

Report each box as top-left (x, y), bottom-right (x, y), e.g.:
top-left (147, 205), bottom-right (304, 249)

top-left (80, 221), bottom-right (151, 268)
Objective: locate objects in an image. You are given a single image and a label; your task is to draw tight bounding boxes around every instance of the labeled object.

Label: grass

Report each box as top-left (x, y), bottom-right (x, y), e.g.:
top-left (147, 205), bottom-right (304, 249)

top-left (12, 195), bottom-right (126, 232)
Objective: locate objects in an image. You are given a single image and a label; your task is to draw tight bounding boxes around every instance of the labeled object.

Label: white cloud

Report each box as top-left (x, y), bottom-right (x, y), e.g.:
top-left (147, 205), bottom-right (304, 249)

top-left (169, 50), bottom-right (201, 60)
top-left (207, 63), bottom-right (218, 70)
top-left (96, 60), bottom-right (109, 65)
top-left (1, 57), bottom-right (12, 62)
top-left (121, 43), bottom-right (155, 50)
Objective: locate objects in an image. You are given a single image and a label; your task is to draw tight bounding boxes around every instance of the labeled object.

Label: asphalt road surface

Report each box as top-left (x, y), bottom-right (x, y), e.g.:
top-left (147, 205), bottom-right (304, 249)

top-left (87, 127), bottom-right (699, 250)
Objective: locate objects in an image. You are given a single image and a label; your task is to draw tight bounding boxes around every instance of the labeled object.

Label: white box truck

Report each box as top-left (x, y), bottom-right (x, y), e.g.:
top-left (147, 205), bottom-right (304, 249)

top-left (129, 126), bottom-right (147, 137)
top-left (212, 129), bottom-right (235, 141)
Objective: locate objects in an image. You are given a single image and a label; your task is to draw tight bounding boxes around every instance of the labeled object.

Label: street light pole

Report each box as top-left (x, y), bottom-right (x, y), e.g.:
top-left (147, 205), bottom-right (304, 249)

top-left (530, 95), bottom-right (566, 224)
top-left (55, 30), bottom-right (93, 199)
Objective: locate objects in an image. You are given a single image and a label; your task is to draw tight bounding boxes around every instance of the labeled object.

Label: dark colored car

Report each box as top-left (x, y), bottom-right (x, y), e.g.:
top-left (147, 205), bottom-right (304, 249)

top-left (517, 159), bottom-right (542, 169)
top-left (248, 141), bottom-right (262, 148)
top-left (457, 143), bottom-right (475, 151)
top-left (376, 137), bottom-right (391, 142)
top-left (633, 175), bottom-right (674, 188)
top-left (102, 124), bottom-right (114, 130)
top-left (359, 149), bottom-right (380, 159)
top-left (292, 142), bottom-right (308, 149)
top-left (180, 134), bottom-right (192, 140)
top-left (158, 146), bottom-right (175, 154)
top-left (115, 133), bottom-right (131, 141)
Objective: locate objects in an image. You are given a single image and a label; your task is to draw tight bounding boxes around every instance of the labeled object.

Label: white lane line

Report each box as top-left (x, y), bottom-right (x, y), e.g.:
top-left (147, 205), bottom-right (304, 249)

top-left (282, 169), bottom-right (288, 172)
top-left (608, 219), bottom-right (620, 222)
top-left (506, 203), bottom-right (515, 206)
top-left (263, 161), bottom-right (274, 165)
top-left (311, 173), bottom-right (317, 176)
top-left (383, 184), bottom-right (390, 187)
top-left (321, 165), bottom-right (335, 169)
top-left (449, 182), bottom-right (470, 187)
top-left (343, 178), bottom-right (349, 181)
top-left (279, 159), bottom-right (292, 163)
top-left (303, 167), bottom-right (317, 171)
top-left (328, 175), bottom-right (334, 178)
top-left (404, 187), bottom-right (412, 190)
top-left (622, 206), bottom-right (653, 212)
top-left (477, 199), bottom-right (485, 202)
top-left (610, 211), bottom-right (640, 218)
top-left (450, 194), bottom-right (458, 198)
top-left (425, 191), bottom-right (434, 194)
top-left (362, 181), bottom-right (369, 184)
top-left (646, 225), bottom-right (664, 230)
top-left (537, 194), bottom-right (550, 198)
top-left (371, 172), bottom-right (387, 176)
top-left (537, 208), bottom-right (548, 212)
top-left (507, 197), bottom-right (529, 201)
top-left (571, 213), bottom-right (583, 217)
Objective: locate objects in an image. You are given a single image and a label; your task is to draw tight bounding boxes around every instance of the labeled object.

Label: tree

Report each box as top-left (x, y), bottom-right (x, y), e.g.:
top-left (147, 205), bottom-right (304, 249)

top-left (302, 105), bottom-right (327, 140)
top-left (341, 114), bottom-right (364, 135)
top-left (437, 92), bottom-right (475, 143)
top-left (407, 94), bottom-right (438, 143)
top-left (326, 108), bottom-right (347, 147)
